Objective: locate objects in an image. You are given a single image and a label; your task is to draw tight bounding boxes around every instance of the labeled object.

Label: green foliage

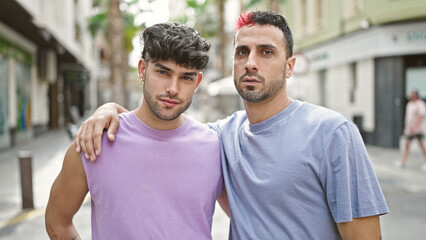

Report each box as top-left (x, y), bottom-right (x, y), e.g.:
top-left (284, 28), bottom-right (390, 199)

top-left (171, 0), bottom-right (217, 38)
top-left (88, 10), bottom-right (108, 36)
top-left (88, 0), bottom-right (148, 53)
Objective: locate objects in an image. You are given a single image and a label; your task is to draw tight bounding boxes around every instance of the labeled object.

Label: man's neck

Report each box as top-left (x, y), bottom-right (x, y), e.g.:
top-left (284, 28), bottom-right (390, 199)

top-left (134, 101), bottom-right (185, 130)
top-left (243, 92), bottom-right (293, 124)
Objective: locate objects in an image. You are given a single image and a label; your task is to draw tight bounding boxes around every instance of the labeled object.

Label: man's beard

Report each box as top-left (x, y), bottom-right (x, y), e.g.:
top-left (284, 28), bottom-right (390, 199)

top-left (234, 70), bottom-right (286, 103)
top-left (143, 86), bottom-right (192, 121)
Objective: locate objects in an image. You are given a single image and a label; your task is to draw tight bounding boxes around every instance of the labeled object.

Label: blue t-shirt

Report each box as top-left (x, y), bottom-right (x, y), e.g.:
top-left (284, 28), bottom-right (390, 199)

top-left (209, 100), bottom-right (389, 240)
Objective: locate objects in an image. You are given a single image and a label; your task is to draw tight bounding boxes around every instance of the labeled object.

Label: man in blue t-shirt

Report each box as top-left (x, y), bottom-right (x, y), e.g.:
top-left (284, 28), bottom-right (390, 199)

top-left (74, 11), bottom-right (388, 239)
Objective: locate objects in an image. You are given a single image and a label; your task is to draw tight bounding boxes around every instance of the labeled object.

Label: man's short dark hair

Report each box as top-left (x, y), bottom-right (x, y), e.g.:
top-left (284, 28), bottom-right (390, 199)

top-left (140, 22), bottom-right (210, 70)
top-left (235, 10), bottom-right (294, 59)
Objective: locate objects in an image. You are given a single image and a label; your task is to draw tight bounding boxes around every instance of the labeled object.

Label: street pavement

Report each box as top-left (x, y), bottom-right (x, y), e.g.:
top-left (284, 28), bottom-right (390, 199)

top-left (0, 129), bottom-right (425, 239)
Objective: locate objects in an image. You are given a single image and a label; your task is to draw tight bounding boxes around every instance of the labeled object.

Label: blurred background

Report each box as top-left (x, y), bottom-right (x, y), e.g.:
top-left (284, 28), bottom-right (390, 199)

top-left (0, 0), bottom-right (426, 239)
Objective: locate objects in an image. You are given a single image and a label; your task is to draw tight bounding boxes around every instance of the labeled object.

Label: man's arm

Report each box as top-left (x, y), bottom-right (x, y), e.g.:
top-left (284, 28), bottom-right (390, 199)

top-left (45, 142), bottom-right (89, 239)
top-left (337, 215), bottom-right (382, 240)
top-left (75, 102), bottom-right (128, 161)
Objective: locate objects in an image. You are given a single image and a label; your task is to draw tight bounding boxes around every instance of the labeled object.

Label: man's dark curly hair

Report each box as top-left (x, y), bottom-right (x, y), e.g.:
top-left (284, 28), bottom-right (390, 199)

top-left (235, 10), bottom-right (294, 59)
top-left (140, 22), bottom-right (210, 70)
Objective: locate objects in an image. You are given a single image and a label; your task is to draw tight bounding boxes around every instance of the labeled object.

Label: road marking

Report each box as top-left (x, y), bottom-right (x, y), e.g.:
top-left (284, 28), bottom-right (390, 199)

top-left (0, 196), bottom-right (91, 229)
top-left (0, 208), bottom-right (46, 228)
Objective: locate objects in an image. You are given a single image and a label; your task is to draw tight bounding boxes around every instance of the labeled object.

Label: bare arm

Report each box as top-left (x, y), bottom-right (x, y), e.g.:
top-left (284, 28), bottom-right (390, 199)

top-left (337, 215), bottom-right (382, 240)
top-left (45, 142), bottom-right (89, 239)
top-left (217, 188), bottom-right (230, 217)
top-left (75, 102), bottom-right (128, 161)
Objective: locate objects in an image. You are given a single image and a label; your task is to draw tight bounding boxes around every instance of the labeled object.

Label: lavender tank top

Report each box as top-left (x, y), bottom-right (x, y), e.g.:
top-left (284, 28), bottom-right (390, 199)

top-left (82, 112), bottom-right (223, 239)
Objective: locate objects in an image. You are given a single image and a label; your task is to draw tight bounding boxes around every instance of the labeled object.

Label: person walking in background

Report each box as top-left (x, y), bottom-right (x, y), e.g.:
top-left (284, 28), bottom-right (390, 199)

top-left (45, 22), bottom-right (227, 240)
top-left (74, 10), bottom-right (389, 239)
top-left (399, 90), bottom-right (426, 170)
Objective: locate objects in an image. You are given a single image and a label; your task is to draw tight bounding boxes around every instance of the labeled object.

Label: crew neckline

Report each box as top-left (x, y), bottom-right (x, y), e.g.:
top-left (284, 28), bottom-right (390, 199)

top-left (246, 100), bottom-right (302, 133)
top-left (124, 111), bottom-right (191, 138)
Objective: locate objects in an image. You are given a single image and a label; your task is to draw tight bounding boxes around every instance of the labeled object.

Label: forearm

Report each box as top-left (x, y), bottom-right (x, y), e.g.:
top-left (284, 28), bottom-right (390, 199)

top-left (105, 102), bottom-right (129, 114)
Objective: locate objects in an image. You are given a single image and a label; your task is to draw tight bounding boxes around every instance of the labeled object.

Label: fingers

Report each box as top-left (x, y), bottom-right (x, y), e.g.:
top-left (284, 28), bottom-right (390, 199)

top-left (107, 115), bottom-right (120, 141)
top-left (78, 121), bottom-right (89, 160)
top-left (83, 121), bottom-right (96, 161)
top-left (93, 122), bottom-right (105, 157)
top-left (78, 118), bottom-right (97, 161)
top-left (74, 124), bottom-right (82, 153)
top-left (73, 103), bottom-right (122, 161)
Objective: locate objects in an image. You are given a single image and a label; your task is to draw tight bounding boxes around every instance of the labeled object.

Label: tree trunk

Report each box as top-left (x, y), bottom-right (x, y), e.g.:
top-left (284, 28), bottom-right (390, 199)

top-left (269, 0), bottom-right (280, 12)
top-left (108, 0), bottom-right (126, 106)
top-left (219, 0), bottom-right (226, 77)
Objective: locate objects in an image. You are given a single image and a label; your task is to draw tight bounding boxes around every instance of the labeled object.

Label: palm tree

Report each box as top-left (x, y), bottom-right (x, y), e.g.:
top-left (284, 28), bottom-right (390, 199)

top-left (88, 0), bottom-right (146, 107)
top-left (108, 0), bottom-right (126, 106)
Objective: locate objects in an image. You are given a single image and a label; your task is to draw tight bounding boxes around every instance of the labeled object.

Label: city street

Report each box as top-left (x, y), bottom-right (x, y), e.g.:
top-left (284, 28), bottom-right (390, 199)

top-left (0, 129), bottom-right (426, 239)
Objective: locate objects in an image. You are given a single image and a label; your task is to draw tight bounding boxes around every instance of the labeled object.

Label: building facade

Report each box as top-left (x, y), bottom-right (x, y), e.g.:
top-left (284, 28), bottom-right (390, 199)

top-left (0, 0), bottom-right (98, 149)
top-left (282, 0), bottom-right (426, 148)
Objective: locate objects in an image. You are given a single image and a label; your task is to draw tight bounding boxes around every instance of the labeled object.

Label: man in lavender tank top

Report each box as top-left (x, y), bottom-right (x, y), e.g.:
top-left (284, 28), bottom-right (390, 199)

top-left (45, 23), bottom-right (227, 240)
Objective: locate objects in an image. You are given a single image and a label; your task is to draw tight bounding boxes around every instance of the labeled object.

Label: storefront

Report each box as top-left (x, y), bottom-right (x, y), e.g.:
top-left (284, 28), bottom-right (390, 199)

top-left (0, 35), bottom-right (33, 148)
top-left (300, 21), bottom-right (426, 148)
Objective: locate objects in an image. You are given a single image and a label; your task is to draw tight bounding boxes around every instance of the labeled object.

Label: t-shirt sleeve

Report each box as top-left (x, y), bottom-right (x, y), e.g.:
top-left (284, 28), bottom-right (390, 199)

top-left (319, 122), bottom-right (389, 223)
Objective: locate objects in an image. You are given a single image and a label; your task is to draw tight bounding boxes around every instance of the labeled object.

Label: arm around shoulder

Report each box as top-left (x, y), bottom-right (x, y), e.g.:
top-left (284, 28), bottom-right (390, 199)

top-left (75, 102), bottom-right (128, 161)
top-left (45, 142), bottom-right (89, 239)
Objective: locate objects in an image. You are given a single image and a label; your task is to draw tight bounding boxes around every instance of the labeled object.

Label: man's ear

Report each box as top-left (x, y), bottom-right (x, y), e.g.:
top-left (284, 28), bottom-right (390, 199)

top-left (138, 59), bottom-right (147, 81)
top-left (196, 72), bottom-right (203, 88)
top-left (285, 56), bottom-right (296, 79)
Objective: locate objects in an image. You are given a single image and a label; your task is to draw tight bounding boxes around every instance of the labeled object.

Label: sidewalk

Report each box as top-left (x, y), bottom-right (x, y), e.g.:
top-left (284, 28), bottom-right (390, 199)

top-left (0, 129), bottom-right (83, 239)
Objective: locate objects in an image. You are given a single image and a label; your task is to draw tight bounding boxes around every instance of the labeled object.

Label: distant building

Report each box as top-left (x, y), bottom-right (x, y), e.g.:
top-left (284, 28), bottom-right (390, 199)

top-left (0, 0), bottom-right (98, 149)
top-left (282, 0), bottom-right (426, 148)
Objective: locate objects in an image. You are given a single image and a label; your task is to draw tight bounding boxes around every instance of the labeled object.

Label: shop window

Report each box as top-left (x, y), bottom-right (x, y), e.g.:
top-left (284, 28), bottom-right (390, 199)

top-left (0, 54), bottom-right (10, 148)
top-left (15, 60), bottom-right (32, 135)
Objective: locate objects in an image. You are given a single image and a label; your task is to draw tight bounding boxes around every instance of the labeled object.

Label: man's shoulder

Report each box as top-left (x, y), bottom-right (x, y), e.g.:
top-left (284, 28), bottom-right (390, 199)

top-left (299, 102), bottom-right (350, 124)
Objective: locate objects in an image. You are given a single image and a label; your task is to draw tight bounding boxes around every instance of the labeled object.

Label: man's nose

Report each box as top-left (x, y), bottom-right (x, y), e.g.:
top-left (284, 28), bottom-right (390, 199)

top-left (166, 77), bottom-right (179, 97)
top-left (245, 52), bottom-right (258, 72)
